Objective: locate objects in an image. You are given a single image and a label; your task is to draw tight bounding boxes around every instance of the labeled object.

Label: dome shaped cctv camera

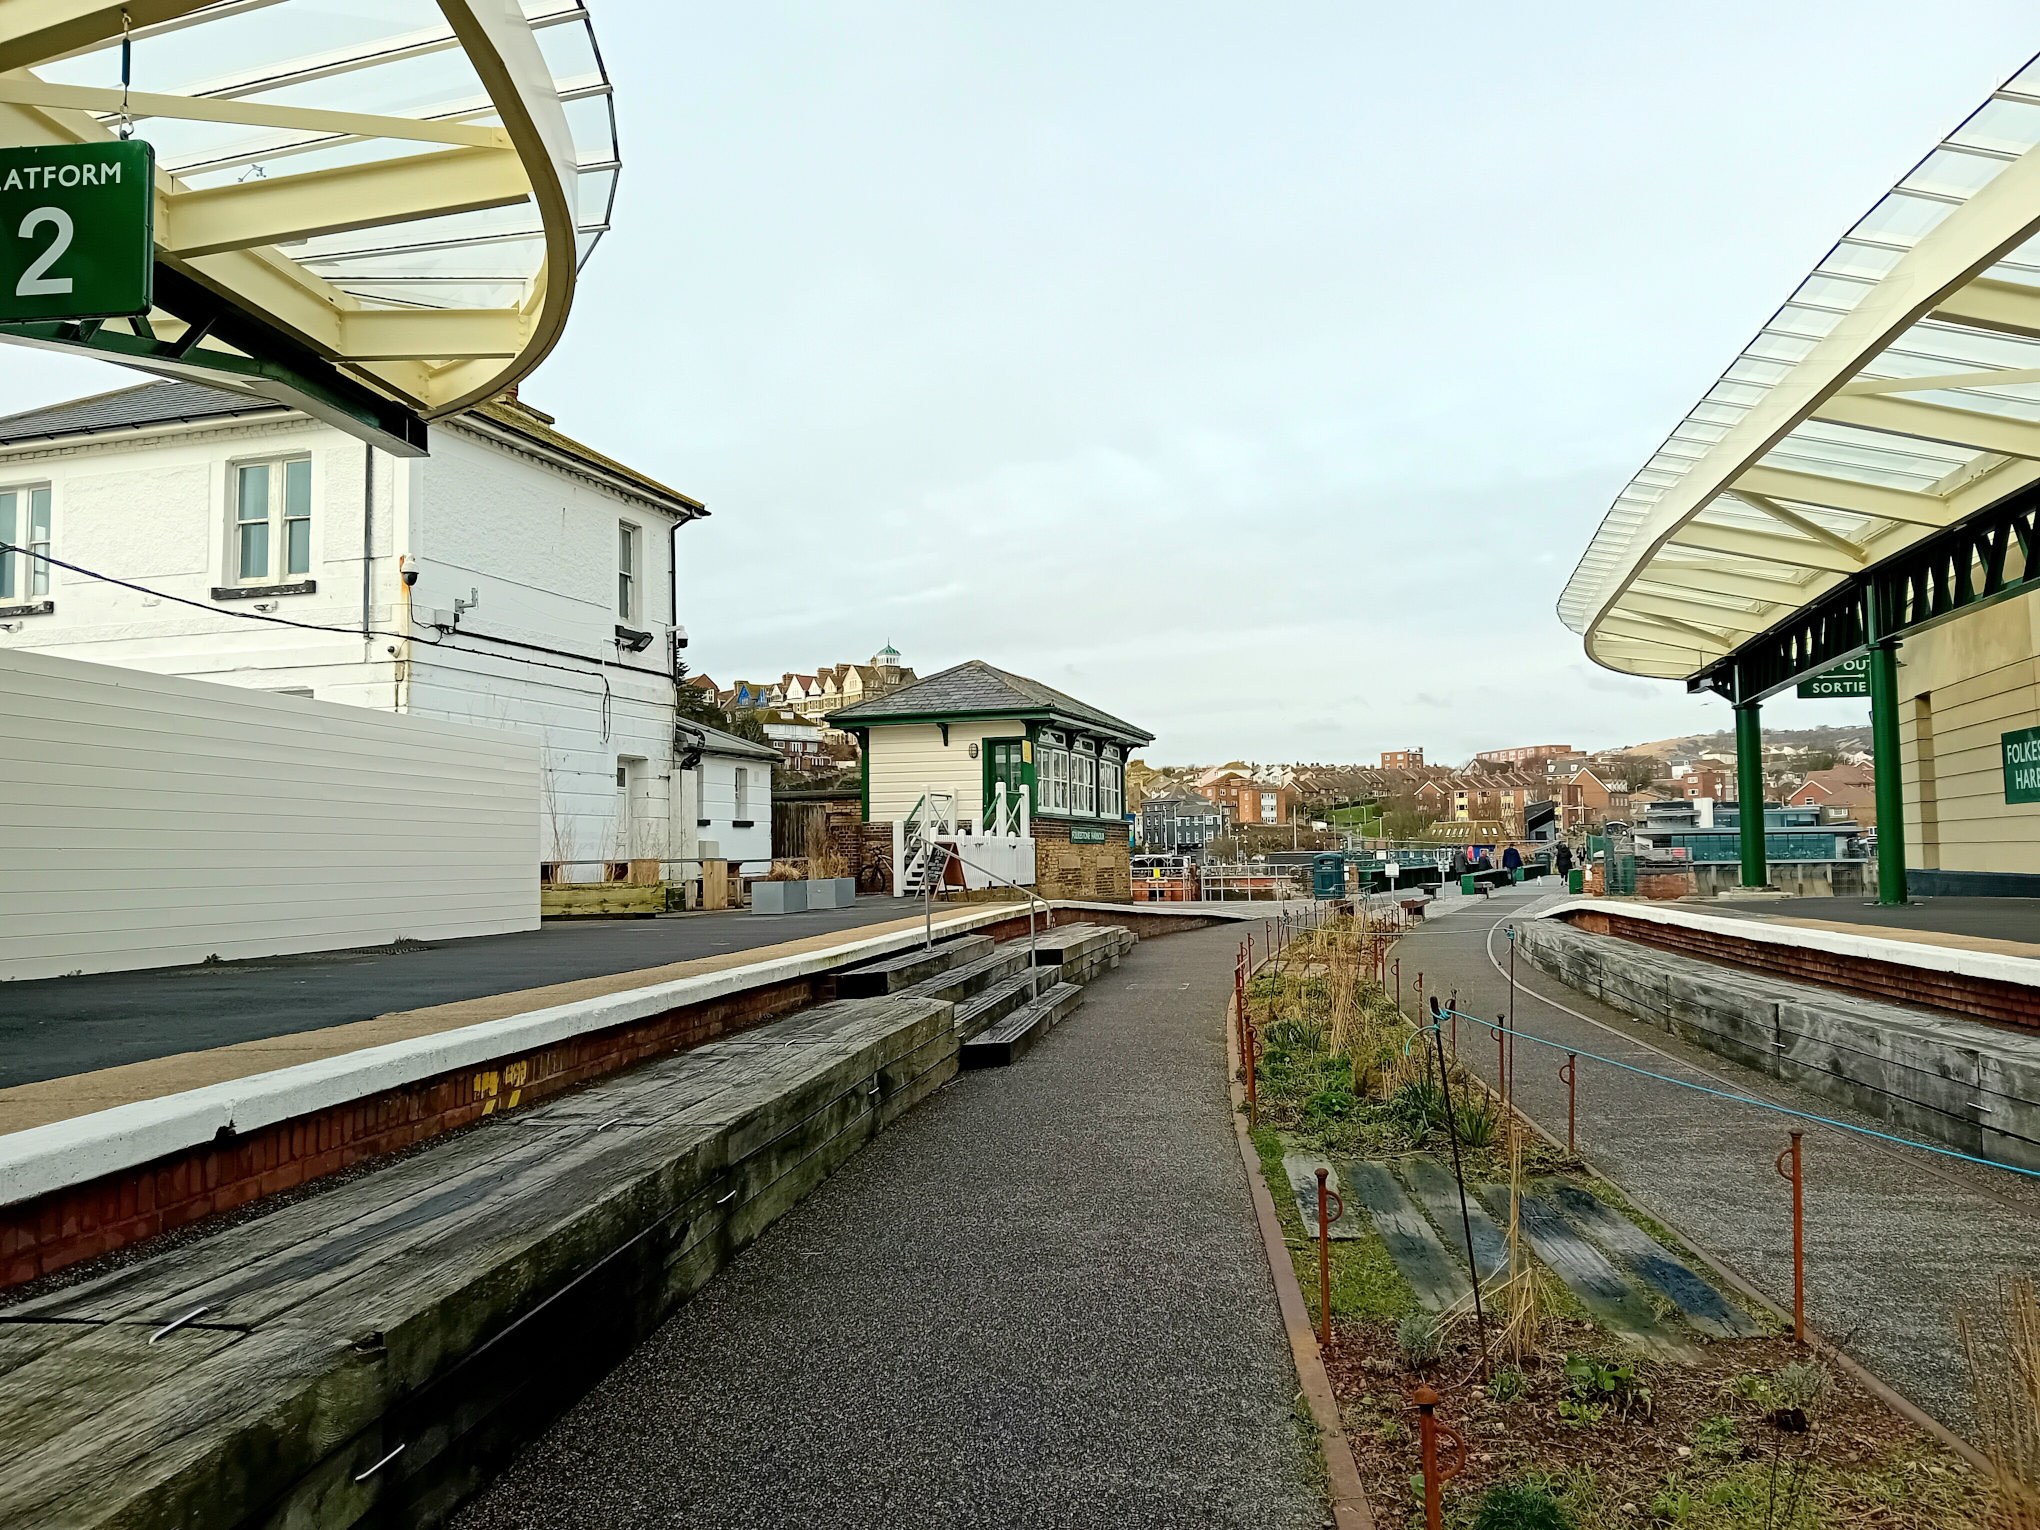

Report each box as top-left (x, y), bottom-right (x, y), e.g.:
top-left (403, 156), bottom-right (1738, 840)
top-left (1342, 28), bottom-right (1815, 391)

top-left (401, 567), bottom-right (418, 587)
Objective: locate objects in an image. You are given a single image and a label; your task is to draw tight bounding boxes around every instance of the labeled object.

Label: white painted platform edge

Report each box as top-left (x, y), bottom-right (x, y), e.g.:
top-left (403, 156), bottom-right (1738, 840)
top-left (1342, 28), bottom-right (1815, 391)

top-left (0, 903), bottom-right (1024, 1209)
top-left (1533, 898), bottom-right (2040, 988)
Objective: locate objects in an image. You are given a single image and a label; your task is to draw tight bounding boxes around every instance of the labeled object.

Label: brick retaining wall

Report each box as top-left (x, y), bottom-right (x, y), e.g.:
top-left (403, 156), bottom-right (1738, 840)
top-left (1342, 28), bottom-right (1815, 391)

top-left (1560, 907), bottom-right (2040, 1030)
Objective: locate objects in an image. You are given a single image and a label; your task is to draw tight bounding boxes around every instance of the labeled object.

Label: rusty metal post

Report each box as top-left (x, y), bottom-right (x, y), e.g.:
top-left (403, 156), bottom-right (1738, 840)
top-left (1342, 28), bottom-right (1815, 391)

top-left (1776, 1130), bottom-right (1807, 1345)
top-left (1413, 1384), bottom-right (1465, 1530)
top-left (1393, 957), bottom-right (1401, 1013)
top-left (1243, 994), bottom-right (1258, 1130)
top-left (1561, 1052), bottom-right (1577, 1152)
top-left (1489, 1023), bottom-right (1505, 1100)
top-left (1314, 1167), bottom-right (1343, 1349)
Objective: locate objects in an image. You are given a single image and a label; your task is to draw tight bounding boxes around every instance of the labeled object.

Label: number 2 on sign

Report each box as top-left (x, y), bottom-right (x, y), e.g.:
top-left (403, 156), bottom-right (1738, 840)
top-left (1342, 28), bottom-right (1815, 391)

top-left (16, 207), bottom-right (73, 296)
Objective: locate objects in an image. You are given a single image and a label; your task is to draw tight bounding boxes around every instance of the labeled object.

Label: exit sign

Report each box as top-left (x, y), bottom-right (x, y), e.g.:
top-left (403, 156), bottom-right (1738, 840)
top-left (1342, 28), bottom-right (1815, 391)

top-left (0, 141), bottom-right (153, 323)
top-left (1796, 656), bottom-right (1870, 699)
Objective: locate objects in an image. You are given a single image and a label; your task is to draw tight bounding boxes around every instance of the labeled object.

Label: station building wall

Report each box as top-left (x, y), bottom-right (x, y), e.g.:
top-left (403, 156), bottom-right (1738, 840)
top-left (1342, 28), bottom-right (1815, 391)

top-left (1897, 588), bottom-right (2040, 880)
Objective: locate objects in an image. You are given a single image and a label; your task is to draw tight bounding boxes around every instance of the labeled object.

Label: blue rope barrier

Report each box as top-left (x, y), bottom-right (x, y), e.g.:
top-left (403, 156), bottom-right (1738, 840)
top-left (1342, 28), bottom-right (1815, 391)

top-left (1431, 1003), bottom-right (2040, 1181)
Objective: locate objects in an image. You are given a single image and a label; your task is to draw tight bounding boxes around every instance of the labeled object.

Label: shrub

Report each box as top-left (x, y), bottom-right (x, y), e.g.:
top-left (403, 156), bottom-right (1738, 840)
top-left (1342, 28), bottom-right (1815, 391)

top-left (1489, 1366), bottom-right (1527, 1403)
top-left (1472, 1482), bottom-right (1574, 1530)
top-left (1387, 1077), bottom-right (1447, 1135)
top-left (1396, 1311), bottom-right (1442, 1364)
top-left (1772, 1359), bottom-right (1829, 1411)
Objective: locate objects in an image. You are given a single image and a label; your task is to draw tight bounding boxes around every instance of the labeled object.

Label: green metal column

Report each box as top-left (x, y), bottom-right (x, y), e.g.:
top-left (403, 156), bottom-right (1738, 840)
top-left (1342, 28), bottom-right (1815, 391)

top-left (1867, 639), bottom-right (1908, 906)
top-left (1734, 696), bottom-right (1768, 888)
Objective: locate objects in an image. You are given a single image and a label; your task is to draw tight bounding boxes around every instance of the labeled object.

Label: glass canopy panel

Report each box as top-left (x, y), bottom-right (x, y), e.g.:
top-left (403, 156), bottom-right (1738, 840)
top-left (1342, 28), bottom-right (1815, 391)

top-left (18, 0), bottom-right (620, 330)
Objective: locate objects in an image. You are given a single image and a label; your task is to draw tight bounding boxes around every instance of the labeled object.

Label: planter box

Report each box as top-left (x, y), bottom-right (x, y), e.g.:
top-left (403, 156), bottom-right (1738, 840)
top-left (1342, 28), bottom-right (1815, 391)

top-left (808, 877), bottom-right (856, 909)
top-left (751, 880), bottom-right (809, 915)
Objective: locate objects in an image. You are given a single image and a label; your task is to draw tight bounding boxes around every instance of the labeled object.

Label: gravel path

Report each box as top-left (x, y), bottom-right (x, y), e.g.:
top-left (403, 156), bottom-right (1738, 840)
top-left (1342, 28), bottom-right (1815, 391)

top-left (1395, 884), bottom-right (2040, 1431)
top-left (453, 923), bottom-right (1325, 1530)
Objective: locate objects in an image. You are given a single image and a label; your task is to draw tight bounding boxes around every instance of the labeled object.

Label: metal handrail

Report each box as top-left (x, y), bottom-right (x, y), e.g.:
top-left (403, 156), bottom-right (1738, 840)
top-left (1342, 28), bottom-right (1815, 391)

top-left (921, 840), bottom-right (1053, 1001)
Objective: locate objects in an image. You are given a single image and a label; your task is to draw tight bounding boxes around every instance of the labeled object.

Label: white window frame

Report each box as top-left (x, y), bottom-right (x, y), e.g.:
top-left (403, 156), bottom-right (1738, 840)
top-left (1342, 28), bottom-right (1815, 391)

top-left (0, 482), bottom-right (51, 602)
top-left (618, 520), bottom-right (640, 620)
top-left (1073, 738), bottom-right (1098, 816)
top-left (229, 456), bottom-right (312, 585)
top-left (1037, 729), bottom-right (1069, 814)
top-left (1100, 745), bottom-right (1123, 820)
top-left (733, 764), bottom-right (750, 821)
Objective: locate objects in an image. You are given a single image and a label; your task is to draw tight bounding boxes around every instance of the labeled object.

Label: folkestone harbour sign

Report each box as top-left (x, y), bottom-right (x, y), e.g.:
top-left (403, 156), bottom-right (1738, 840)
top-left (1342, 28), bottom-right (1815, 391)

top-left (2005, 725), bottom-right (2040, 806)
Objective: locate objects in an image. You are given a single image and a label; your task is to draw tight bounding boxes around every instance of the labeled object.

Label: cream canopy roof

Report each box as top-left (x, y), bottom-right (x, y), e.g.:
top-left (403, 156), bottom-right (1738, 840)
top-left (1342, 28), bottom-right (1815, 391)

top-left (1561, 53), bottom-right (2040, 680)
top-left (0, 0), bottom-right (617, 440)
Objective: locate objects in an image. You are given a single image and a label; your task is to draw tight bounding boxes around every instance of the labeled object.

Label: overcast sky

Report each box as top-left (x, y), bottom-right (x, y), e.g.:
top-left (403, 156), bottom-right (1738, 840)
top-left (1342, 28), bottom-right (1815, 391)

top-left (7, 3), bottom-right (2033, 763)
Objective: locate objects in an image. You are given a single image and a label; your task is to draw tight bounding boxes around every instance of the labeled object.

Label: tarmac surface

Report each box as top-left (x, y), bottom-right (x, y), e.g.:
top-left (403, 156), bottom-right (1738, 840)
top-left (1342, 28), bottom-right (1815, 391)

top-left (0, 900), bottom-right (932, 1088)
top-left (1401, 884), bottom-right (2040, 1431)
top-left (1705, 892), bottom-right (2040, 948)
top-left (453, 922), bottom-right (1325, 1530)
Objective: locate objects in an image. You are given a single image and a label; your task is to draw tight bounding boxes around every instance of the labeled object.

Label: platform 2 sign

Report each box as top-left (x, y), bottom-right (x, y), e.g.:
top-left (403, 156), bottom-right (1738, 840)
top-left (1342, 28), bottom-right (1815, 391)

top-left (0, 141), bottom-right (153, 323)
top-left (2005, 726), bottom-right (2040, 805)
top-left (1796, 656), bottom-right (1870, 699)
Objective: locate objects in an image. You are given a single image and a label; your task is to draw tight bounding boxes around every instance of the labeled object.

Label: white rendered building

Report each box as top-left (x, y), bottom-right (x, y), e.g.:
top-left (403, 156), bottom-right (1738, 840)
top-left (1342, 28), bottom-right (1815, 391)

top-left (0, 379), bottom-right (748, 876)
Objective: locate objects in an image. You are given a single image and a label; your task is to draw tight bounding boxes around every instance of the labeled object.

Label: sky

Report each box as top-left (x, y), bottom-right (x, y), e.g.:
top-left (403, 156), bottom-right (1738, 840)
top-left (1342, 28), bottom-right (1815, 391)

top-left (5, 2), bottom-right (2033, 763)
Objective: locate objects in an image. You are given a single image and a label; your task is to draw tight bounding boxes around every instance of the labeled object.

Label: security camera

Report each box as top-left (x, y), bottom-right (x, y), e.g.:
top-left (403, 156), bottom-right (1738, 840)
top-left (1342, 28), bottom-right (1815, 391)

top-left (401, 567), bottom-right (418, 587)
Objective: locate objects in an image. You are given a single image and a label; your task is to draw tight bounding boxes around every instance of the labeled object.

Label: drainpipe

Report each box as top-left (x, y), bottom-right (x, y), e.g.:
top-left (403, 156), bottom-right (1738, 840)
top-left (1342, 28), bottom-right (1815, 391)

top-left (361, 443), bottom-right (375, 640)
top-left (1732, 666), bottom-right (1768, 890)
top-left (1866, 591), bottom-right (1908, 906)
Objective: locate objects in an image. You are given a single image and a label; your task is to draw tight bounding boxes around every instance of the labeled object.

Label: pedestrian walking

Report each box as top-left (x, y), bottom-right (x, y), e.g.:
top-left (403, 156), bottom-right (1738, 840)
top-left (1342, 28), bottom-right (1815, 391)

top-left (1501, 844), bottom-right (1522, 871)
top-left (1554, 842), bottom-right (1574, 875)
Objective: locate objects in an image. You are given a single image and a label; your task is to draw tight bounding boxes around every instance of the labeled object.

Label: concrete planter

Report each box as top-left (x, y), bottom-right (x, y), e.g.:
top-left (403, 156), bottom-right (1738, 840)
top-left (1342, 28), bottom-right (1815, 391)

top-left (751, 880), bottom-right (809, 915)
top-left (808, 877), bottom-right (856, 910)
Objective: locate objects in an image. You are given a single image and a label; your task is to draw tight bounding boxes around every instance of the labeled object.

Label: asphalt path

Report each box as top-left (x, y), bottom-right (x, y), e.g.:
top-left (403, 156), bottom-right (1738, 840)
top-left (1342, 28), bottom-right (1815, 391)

top-left (1702, 892), bottom-right (2040, 945)
top-left (1397, 884), bottom-right (2040, 1430)
top-left (0, 900), bottom-right (932, 1088)
top-left (453, 923), bottom-right (1325, 1530)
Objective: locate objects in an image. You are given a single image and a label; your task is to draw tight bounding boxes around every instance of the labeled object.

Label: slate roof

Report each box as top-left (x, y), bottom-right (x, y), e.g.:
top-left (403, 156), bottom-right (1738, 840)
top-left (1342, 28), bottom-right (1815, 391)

top-left (0, 379), bottom-right (281, 444)
top-left (677, 720), bottom-right (781, 762)
top-left (826, 659), bottom-right (1153, 744)
top-left (0, 380), bottom-right (704, 519)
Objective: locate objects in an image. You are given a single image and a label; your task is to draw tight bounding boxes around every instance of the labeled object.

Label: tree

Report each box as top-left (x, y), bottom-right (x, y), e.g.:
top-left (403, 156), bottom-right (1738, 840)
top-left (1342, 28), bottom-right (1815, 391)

top-left (1611, 754), bottom-right (1665, 791)
top-left (1800, 749), bottom-right (1838, 773)
top-left (721, 708), bottom-right (771, 745)
top-left (674, 660), bottom-right (728, 726)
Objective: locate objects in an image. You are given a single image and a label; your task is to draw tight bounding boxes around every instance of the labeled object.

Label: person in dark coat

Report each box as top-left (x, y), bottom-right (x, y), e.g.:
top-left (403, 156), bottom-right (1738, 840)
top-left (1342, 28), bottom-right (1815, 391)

top-left (1554, 842), bottom-right (1574, 874)
top-left (1502, 844), bottom-right (1522, 871)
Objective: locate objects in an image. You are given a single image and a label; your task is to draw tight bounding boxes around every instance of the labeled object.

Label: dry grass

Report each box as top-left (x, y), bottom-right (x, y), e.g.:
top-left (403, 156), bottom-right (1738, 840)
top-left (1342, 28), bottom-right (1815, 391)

top-left (1962, 1276), bottom-right (2040, 1529)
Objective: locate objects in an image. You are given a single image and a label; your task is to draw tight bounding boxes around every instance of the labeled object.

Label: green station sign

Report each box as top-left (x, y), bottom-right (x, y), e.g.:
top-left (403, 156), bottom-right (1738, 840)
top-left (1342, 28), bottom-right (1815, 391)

top-left (2005, 725), bottom-right (2040, 805)
top-left (0, 141), bottom-right (153, 323)
top-left (1796, 656), bottom-right (1871, 699)
top-left (1071, 826), bottom-right (1108, 844)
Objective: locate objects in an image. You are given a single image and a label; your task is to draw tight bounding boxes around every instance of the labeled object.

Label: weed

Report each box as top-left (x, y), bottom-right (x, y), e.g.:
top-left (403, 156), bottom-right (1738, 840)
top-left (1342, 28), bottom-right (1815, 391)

top-left (1489, 1367), bottom-right (1527, 1404)
top-left (1471, 1480), bottom-right (1574, 1530)
top-left (1561, 1354), bottom-right (1651, 1423)
top-left (1454, 1091), bottom-right (1501, 1148)
top-left (1646, 1479), bottom-right (1699, 1522)
top-left (1694, 1414), bottom-right (1740, 1456)
top-left (1396, 1311), bottom-right (1442, 1364)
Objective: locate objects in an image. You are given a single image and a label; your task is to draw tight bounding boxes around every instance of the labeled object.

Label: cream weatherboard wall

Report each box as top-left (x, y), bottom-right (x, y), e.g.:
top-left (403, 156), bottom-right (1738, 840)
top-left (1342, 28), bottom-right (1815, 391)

top-left (1896, 591), bottom-right (2040, 876)
top-left (0, 647), bottom-right (540, 982)
top-left (864, 718), bottom-right (1028, 828)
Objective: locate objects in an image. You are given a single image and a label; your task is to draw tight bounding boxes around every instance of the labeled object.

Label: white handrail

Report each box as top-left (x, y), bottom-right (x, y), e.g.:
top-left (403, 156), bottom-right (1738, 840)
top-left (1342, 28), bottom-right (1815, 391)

top-left (921, 840), bottom-right (1053, 1002)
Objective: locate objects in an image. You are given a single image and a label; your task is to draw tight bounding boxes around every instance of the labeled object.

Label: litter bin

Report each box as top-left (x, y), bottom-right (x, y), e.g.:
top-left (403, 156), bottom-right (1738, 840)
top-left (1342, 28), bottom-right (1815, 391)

top-left (1511, 867), bottom-right (1525, 883)
top-left (1460, 873), bottom-right (1478, 896)
top-left (1567, 868), bottom-right (1585, 894)
top-left (1311, 852), bottom-right (1345, 900)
